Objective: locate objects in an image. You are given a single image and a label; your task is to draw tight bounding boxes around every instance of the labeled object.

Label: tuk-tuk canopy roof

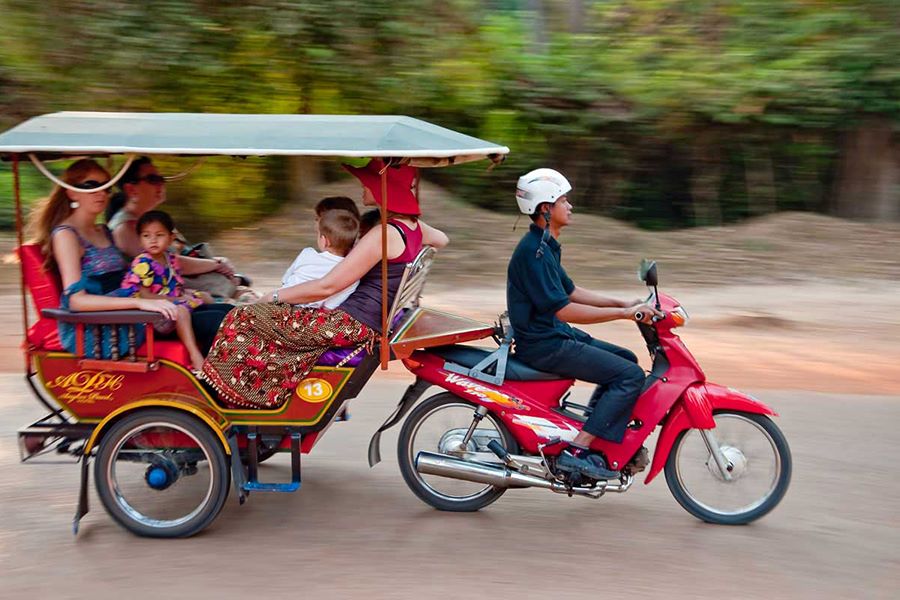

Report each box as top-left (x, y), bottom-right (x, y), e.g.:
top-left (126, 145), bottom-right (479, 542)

top-left (0, 112), bottom-right (509, 163)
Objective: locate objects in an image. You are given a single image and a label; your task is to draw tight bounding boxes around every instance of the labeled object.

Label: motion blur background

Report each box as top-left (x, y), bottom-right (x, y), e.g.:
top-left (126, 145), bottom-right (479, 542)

top-left (1, 4), bottom-right (899, 598)
top-left (1, 0), bottom-right (898, 233)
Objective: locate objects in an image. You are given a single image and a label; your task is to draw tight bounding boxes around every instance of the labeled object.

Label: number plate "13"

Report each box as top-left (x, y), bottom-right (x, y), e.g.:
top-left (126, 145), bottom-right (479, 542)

top-left (296, 378), bottom-right (334, 403)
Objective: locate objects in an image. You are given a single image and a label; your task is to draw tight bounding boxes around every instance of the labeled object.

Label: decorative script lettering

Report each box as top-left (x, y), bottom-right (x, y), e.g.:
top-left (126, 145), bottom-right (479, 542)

top-left (47, 370), bottom-right (125, 404)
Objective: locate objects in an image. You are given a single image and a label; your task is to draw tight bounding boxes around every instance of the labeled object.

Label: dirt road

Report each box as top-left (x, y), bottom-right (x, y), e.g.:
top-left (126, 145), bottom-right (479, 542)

top-left (1, 376), bottom-right (898, 599)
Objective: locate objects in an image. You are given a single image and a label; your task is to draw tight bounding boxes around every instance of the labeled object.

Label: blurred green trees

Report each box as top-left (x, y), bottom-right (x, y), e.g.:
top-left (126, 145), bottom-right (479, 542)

top-left (1, 0), bottom-right (898, 231)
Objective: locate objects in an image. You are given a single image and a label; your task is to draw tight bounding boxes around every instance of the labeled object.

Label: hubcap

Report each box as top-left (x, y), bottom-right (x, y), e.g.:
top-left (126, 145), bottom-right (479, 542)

top-left (705, 445), bottom-right (748, 481)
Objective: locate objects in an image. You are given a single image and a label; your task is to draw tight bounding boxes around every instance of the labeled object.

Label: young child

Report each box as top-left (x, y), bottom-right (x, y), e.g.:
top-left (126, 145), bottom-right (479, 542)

top-left (314, 195), bottom-right (361, 221)
top-left (120, 210), bottom-right (213, 371)
top-left (280, 205), bottom-right (360, 308)
top-left (358, 208), bottom-right (381, 238)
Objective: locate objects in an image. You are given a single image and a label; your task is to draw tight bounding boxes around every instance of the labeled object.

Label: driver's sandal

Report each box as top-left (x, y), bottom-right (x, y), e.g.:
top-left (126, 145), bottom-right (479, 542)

top-left (556, 444), bottom-right (620, 480)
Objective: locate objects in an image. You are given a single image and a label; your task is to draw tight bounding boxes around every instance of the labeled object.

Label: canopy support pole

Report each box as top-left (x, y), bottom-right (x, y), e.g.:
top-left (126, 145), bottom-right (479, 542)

top-left (380, 169), bottom-right (389, 369)
top-left (13, 154), bottom-right (30, 373)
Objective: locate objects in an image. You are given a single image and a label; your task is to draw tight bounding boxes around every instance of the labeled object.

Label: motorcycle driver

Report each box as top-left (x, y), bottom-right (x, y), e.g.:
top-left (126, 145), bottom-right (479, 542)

top-left (507, 168), bottom-right (662, 480)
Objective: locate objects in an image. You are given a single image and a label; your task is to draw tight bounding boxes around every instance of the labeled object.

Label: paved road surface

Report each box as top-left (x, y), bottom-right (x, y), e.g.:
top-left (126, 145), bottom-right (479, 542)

top-left (1, 375), bottom-right (898, 599)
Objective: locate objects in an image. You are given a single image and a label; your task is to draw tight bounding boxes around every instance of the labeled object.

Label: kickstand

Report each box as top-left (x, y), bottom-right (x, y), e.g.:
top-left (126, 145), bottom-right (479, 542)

top-left (73, 454), bottom-right (90, 535)
top-left (227, 433), bottom-right (248, 505)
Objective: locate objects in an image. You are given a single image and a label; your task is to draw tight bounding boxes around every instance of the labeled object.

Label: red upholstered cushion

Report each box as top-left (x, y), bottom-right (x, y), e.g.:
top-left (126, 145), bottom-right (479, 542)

top-left (146, 340), bottom-right (191, 366)
top-left (18, 244), bottom-right (64, 349)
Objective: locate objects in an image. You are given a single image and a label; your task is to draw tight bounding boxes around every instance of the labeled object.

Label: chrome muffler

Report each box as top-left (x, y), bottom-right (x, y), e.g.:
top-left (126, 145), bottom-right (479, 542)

top-left (415, 451), bottom-right (633, 498)
top-left (416, 450), bottom-right (555, 489)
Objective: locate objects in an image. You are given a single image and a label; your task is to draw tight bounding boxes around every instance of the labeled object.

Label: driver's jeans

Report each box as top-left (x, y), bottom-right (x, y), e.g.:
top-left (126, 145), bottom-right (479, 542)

top-left (517, 329), bottom-right (645, 443)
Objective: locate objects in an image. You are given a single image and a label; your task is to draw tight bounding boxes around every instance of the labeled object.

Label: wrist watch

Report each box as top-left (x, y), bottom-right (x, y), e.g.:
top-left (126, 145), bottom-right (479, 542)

top-left (272, 289), bottom-right (280, 303)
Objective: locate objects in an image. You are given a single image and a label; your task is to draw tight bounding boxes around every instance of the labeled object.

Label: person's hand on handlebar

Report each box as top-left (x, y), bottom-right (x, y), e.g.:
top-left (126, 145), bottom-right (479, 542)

top-left (137, 298), bottom-right (179, 321)
top-left (626, 303), bottom-right (664, 324)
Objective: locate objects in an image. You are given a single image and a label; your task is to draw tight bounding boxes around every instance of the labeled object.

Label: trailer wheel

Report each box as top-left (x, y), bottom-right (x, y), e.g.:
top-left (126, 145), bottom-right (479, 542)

top-left (94, 409), bottom-right (230, 538)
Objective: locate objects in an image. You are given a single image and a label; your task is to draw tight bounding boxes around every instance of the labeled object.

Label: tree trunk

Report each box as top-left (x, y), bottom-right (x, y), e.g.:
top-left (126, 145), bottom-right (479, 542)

top-left (285, 157), bottom-right (321, 205)
top-left (690, 138), bottom-right (723, 226)
top-left (568, 0), bottom-right (586, 34)
top-left (527, 0), bottom-right (547, 52)
top-left (743, 143), bottom-right (777, 216)
top-left (832, 117), bottom-right (900, 220)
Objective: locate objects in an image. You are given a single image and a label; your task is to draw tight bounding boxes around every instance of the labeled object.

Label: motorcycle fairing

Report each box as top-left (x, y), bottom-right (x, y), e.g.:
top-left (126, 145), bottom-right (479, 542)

top-left (643, 383), bottom-right (778, 484)
top-left (406, 350), bottom-right (690, 467)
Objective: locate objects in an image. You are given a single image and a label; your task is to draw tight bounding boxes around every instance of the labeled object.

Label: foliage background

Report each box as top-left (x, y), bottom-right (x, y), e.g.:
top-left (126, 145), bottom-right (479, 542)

top-left (0, 0), bottom-right (898, 234)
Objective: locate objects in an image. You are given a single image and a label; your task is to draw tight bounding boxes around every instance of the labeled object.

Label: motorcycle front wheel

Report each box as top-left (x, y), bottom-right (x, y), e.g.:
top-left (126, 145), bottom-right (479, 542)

top-left (665, 410), bottom-right (791, 525)
top-left (398, 393), bottom-right (518, 512)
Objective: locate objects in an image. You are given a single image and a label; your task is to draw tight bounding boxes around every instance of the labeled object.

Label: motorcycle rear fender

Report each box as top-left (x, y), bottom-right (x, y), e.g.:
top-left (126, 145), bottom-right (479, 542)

top-left (644, 383), bottom-right (777, 484)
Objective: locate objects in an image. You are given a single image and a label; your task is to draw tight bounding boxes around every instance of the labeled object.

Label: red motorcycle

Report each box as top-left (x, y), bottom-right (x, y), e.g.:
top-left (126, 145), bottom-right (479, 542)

top-left (374, 261), bottom-right (791, 524)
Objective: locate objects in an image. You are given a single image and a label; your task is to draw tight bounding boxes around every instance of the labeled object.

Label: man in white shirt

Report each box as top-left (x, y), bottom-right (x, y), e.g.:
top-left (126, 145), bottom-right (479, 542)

top-left (281, 208), bottom-right (360, 308)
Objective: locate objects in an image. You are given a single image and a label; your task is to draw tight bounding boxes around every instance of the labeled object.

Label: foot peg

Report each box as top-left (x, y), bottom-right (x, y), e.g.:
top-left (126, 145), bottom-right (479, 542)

top-left (243, 431), bottom-right (301, 492)
top-left (556, 448), bottom-right (620, 481)
top-left (486, 440), bottom-right (509, 461)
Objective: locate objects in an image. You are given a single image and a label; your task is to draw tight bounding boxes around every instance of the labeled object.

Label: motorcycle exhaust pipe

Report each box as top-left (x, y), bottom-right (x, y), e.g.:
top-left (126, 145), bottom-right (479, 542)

top-left (414, 451), bottom-right (633, 497)
top-left (416, 451), bottom-right (555, 490)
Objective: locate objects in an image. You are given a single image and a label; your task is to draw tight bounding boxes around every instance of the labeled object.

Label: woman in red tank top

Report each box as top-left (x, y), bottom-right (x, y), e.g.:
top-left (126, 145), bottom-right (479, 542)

top-left (201, 160), bottom-right (448, 409)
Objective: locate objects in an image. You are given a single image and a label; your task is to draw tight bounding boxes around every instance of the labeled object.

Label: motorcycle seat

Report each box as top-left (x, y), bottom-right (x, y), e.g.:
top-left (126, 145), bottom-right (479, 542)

top-left (429, 345), bottom-right (563, 382)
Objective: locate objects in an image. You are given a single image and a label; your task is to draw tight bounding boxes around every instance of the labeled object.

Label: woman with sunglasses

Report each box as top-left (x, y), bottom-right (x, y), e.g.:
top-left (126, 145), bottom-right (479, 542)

top-left (106, 156), bottom-right (245, 299)
top-left (28, 159), bottom-right (179, 358)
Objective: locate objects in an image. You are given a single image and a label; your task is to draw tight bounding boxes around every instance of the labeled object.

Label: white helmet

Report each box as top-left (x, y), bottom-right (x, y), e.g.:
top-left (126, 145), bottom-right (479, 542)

top-left (515, 168), bottom-right (572, 215)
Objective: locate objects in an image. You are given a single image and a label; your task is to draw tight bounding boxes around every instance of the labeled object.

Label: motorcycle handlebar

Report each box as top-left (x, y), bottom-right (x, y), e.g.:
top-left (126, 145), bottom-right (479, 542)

top-left (633, 311), bottom-right (666, 324)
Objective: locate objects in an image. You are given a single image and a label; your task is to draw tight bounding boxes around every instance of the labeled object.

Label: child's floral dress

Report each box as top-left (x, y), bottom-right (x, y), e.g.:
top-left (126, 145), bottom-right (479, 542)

top-left (121, 252), bottom-right (205, 333)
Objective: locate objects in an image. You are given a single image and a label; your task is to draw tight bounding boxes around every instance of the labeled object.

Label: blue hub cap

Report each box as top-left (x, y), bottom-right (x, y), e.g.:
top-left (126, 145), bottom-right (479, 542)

top-left (145, 464), bottom-right (174, 490)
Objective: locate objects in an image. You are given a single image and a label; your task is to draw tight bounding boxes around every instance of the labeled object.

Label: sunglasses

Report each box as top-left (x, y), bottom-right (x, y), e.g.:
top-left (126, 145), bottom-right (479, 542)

top-left (74, 179), bottom-right (111, 191)
top-left (136, 173), bottom-right (166, 186)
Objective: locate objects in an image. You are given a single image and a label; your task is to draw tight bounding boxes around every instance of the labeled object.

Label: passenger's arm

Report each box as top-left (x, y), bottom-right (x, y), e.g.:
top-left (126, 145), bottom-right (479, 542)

top-left (419, 220), bottom-right (449, 249)
top-left (54, 229), bottom-right (179, 319)
top-left (569, 286), bottom-right (631, 309)
top-left (111, 221), bottom-right (142, 258)
top-left (265, 225), bottom-right (404, 304)
top-left (178, 255), bottom-right (233, 277)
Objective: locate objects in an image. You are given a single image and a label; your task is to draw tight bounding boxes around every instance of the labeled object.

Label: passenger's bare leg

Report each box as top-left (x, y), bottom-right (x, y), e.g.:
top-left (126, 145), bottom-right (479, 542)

top-left (175, 305), bottom-right (205, 371)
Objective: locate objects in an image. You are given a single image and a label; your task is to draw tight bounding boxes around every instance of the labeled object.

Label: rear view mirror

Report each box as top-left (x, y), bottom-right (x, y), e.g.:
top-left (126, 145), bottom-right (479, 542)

top-left (639, 260), bottom-right (658, 287)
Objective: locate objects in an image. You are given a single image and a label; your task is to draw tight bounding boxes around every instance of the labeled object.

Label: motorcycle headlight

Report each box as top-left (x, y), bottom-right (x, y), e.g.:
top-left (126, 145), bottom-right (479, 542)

top-left (670, 306), bottom-right (689, 327)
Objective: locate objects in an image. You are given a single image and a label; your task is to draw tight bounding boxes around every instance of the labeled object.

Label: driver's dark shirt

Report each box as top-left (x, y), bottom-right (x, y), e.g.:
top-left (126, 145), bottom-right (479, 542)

top-left (506, 224), bottom-right (578, 359)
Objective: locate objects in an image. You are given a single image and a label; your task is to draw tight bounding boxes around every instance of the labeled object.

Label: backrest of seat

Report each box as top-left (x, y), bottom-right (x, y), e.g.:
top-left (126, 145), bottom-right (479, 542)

top-left (387, 245), bottom-right (436, 337)
top-left (19, 244), bottom-right (61, 310)
top-left (17, 244), bottom-right (63, 349)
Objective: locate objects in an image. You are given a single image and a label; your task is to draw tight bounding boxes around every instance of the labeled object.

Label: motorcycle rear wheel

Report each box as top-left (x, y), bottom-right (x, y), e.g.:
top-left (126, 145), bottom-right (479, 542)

top-left (398, 393), bottom-right (518, 512)
top-left (665, 410), bottom-right (791, 525)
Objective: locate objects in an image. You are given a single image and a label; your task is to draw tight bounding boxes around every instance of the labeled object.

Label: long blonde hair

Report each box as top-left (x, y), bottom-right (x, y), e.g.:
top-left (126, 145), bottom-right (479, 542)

top-left (27, 159), bottom-right (110, 271)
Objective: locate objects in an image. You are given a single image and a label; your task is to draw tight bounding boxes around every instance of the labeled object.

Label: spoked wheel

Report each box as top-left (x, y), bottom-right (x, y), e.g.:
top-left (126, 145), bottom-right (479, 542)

top-left (665, 411), bottom-right (791, 525)
top-left (94, 409), bottom-right (231, 538)
top-left (398, 393), bottom-right (518, 512)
